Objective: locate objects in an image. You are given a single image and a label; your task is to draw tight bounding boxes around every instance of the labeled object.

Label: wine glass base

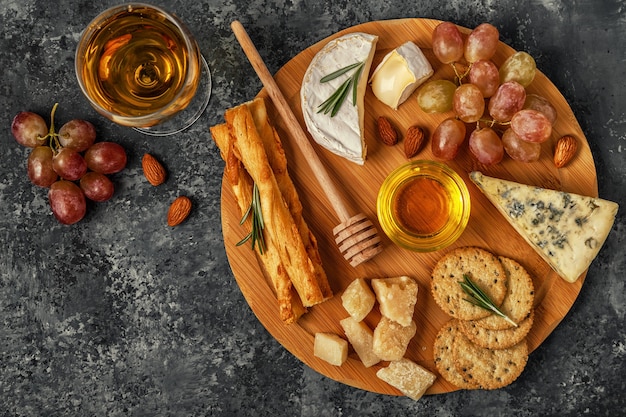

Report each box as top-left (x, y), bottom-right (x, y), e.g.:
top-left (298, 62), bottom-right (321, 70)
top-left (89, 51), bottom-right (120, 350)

top-left (134, 54), bottom-right (212, 136)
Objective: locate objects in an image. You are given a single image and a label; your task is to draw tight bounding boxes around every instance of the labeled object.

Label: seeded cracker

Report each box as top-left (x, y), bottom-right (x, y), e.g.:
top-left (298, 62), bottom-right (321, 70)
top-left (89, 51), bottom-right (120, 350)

top-left (474, 256), bottom-right (535, 330)
top-left (431, 247), bottom-right (507, 320)
top-left (453, 331), bottom-right (528, 390)
top-left (459, 309), bottom-right (534, 350)
top-left (433, 320), bottom-right (479, 389)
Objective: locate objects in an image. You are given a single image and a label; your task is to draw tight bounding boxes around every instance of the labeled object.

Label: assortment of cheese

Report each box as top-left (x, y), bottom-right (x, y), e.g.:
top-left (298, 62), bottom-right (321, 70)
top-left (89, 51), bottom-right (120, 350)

top-left (211, 24), bottom-right (620, 401)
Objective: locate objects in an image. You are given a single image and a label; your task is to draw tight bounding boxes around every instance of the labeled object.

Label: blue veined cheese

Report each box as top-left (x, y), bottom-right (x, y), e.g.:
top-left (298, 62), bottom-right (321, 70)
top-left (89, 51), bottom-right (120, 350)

top-left (469, 171), bottom-right (619, 283)
top-left (300, 32), bottom-right (378, 165)
top-left (369, 41), bottom-right (433, 110)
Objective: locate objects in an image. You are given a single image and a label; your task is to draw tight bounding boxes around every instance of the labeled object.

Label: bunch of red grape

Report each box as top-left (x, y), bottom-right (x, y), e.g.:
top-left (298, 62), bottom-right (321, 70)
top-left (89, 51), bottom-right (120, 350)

top-left (417, 22), bottom-right (557, 165)
top-left (11, 103), bottom-right (127, 225)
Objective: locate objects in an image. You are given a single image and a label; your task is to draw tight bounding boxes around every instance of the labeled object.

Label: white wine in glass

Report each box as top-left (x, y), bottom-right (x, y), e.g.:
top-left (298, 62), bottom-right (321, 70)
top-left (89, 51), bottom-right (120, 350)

top-left (76, 3), bottom-right (211, 135)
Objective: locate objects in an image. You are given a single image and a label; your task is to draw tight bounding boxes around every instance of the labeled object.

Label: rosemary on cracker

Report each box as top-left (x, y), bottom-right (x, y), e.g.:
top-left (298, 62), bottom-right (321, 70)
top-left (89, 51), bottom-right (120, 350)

top-left (459, 274), bottom-right (518, 327)
top-left (317, 61), bottom-right (365, 117)
top-left (237, 183), bottom-right (266, 254)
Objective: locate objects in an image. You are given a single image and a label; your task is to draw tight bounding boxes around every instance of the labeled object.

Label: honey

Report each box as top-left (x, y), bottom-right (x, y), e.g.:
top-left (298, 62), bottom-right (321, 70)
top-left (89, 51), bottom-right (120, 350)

top-left (393, 177), bottom-right (450, 235)
top-left (377, 160), bottom-right (470, 252)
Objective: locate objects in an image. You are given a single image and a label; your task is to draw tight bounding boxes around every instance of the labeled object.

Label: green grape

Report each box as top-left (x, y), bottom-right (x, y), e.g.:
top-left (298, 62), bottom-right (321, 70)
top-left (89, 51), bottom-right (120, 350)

top-left (417, 80), bottom-right (457, 113)
top-left (499, 51), bottom-right (536, 87)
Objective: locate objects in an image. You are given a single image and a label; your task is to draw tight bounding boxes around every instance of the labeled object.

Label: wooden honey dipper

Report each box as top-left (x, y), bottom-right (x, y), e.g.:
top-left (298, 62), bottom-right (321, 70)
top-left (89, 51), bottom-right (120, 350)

top-left (231, 20), bottom-right (382, 267)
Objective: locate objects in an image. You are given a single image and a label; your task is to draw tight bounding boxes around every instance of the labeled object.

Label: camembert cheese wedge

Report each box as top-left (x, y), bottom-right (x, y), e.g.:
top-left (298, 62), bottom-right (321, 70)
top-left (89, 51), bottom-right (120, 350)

top-left (470, 171), bottom-right (619, 283)
top-left (369, 41), bottom-right (433, 109)
top-left (300, 32), bottom-right (378, 165)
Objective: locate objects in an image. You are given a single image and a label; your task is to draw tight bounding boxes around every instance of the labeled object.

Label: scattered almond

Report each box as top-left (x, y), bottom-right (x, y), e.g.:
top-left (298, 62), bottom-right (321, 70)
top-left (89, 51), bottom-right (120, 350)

top-left (377, 116), bottom-right (398, 146)
top-left (404, 126), bottom-right (425, 158)
top-left (142, 153), bottom-right (167, 186)
top-left (553, 135), bottom-right (577, 168)
top-left (167, 196), bottom-right (192, 226)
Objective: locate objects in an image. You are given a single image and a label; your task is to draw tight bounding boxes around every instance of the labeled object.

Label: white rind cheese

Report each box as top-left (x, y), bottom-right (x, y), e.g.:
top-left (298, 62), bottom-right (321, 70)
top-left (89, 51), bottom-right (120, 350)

top-left (369, 41), bottom-right (433, 110)
top-left (300, 32), bottom-right (378, 165)
top-left (470, 171), bottom-right (619, 283)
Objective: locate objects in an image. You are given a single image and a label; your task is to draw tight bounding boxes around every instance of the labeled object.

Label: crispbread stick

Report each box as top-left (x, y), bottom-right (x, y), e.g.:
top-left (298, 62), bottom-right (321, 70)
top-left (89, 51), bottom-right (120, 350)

top-left (225, 104), bottom-right (327, 307)
top-left (246, 98), bottom-right (332, 300)
top-left (210, 123), bottom-right (306, 323)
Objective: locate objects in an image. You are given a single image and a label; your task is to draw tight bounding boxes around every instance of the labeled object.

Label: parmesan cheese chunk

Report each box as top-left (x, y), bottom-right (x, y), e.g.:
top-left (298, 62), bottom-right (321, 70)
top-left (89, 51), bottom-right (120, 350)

top-left (371, 276), bottom-right (418, 327)
top-left (470, 171), bottom-right (619, 283)
top-left (372, 316), bottom-right (417, 361)
top-left (314, 333), bottom-right (348, 366)
top-left (340, 316), bottom-right (381, 367)
top-left (341, 278), bottom-right (376, 322)
top-left (376, 358), bottom-right (437, 400)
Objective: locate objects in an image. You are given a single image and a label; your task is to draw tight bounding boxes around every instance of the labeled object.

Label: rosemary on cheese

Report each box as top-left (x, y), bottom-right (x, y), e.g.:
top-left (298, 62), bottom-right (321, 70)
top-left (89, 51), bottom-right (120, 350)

top-left (237, 183), bottom-right (266, 254)
top-left (317, 61), bottom-right (365, 117)
top-left (459, 274), bottom-right (518, 327)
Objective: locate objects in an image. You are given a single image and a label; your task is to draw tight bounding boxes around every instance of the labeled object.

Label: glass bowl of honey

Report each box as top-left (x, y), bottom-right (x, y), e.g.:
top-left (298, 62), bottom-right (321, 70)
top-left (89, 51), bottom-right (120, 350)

top-left (377, 160), bottom-right (470, 252)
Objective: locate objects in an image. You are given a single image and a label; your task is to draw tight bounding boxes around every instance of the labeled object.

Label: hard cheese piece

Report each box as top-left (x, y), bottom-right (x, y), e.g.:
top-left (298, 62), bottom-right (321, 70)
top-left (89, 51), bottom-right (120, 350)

top-left (340, 316), bottom-right (381, 367)
top-left (300, 32), bottom-right (378, 165)
top-left (470, 171), bottom-right (619, 283)
top-left (341, 278), bottom-right (376, 322)
top-left (369, 41), bottom-right (433, 109)
top-left (371, 276), bottom-right (418, 326)
top-left (376, 358), bottom-right (437, 400)
top-left (372, 316), bottom-right (417, 361)
top-left (314, 333), bottom-right (348, 366)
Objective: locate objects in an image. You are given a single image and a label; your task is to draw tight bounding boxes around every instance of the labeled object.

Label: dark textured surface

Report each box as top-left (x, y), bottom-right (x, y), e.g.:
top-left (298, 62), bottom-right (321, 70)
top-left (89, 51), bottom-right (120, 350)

top-left (1, 0), bottom-right (625, 415)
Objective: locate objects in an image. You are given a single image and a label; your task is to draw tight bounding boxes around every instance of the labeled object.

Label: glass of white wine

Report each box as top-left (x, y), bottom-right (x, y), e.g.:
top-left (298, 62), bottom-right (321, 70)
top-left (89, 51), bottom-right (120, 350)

top-left (75, 3), bottom-right (211, 136)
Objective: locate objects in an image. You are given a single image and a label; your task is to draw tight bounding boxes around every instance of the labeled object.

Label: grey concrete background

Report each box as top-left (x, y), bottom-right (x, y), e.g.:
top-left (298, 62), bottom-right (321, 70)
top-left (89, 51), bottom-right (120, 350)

top-left (1, 0), bottom-right (624, 415)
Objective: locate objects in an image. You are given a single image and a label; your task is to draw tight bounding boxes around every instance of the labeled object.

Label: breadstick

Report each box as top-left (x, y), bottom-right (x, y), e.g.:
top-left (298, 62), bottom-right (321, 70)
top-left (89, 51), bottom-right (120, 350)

top-left (225, 104), bottom-right (328, 306)
top-left (210, 122), bottom-right (306, 323)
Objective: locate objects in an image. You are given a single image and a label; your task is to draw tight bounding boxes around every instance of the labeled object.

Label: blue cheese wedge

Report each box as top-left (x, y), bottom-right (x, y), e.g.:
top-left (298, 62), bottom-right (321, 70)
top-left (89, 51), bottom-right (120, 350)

top-left (369, 41), bottom-right (433, 110)
top-left (300, 32), bottom-right (378, 165)
top-left (470, 171), bottom-right (619, 283)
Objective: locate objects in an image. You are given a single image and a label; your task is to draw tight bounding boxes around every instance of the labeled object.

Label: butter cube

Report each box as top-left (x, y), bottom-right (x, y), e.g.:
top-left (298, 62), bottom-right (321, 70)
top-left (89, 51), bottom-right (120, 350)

top-left (372, 316), bottom-right (417, 361)
top-left (376, 358), bottom-right (437, 400)
top-left (339, 316), bottom-right (381, 367)
top-left (314, 333), bottom-right (348, 366)
top-left (341, 278), bottom-right (376, 321)
top-left (371, 276), bottom-right (418, 327)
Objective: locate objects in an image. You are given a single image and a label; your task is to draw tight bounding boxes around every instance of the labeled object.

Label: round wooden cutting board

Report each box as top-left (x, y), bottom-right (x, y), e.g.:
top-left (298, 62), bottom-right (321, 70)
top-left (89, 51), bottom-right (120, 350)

top-left (219, 18), bottom-right (597, 395)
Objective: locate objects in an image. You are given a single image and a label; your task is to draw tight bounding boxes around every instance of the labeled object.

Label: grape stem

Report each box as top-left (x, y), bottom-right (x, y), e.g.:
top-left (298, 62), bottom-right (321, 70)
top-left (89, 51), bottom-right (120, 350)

top-left (38, 102), bottom-right (62, 153)
top-left (450, 62), bottom-right (472, 85)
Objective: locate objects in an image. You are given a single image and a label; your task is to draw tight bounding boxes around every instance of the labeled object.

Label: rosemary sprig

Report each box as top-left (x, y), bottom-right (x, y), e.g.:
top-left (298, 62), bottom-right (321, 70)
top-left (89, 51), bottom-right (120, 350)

top-left (236, 183), bottom-right (266, 254)
top-left (458, 274), bottom-right (518, 327)
top-left (317, 61), bottom-right (365, 117)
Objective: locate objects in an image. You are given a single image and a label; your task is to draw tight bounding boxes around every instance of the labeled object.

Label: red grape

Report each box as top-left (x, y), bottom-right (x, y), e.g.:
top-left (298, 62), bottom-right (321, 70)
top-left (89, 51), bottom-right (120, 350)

top-left (432, 22), bottom-right (464, 64)
top-left (523, 94), bottom-right (557, 125)
top-left (432, 117), bottom-right (467, 160)
top-left (48, 180), bottom-right (87, 225)
top-left (80, 172), bottom-right (114, 202)
top-left (468, 60), bottom-right (500, 98)
top-left (502, 128), bottom-right (541, 162)
top-left (453, 83), bottom-right (485, 123)
top-left (469, 127), bottom-right (504, 165)
top-left (487, 81), bottom-right (526, 122)
top-left (510, 109), bottom-right (552, 143)
top-left (27, 146), bottom-right (58, 187)
top-left (52, 147), bottom-right (88, 181)
top-left (11, 111), bottom-right (48, 148)
top-left (58, 119), bottom-right (96, 152)
top-left (464, 23), bottom-right (499, 63)
top-left (84, 142), bottom-right (127, 174)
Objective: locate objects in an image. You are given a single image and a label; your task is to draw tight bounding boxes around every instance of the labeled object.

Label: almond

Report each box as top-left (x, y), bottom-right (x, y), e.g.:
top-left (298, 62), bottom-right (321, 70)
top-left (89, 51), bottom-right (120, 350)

top-left (377, 116), bottom-right (398, 146)
top-left (553, 135), bottom-right (577, 168)
top-left (167, 196), bottom-right (192, 226)
top-left (142, 153), bottom-right (167, 186)
top-left (404, 125), bottom-right (425, 158)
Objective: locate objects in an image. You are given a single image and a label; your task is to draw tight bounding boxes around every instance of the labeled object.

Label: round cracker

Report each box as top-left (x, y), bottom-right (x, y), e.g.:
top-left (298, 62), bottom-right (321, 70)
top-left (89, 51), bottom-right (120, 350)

top-left (453, 332), bottom-right (528, 390)
top-left (433, 320), bottom-right (479, 390)
top-left (431, 247), bottom-right (507, 320)
top-left (459, 309), bottom-right (534, 350)
top-left (474, 256), bottom-right (535, 330)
